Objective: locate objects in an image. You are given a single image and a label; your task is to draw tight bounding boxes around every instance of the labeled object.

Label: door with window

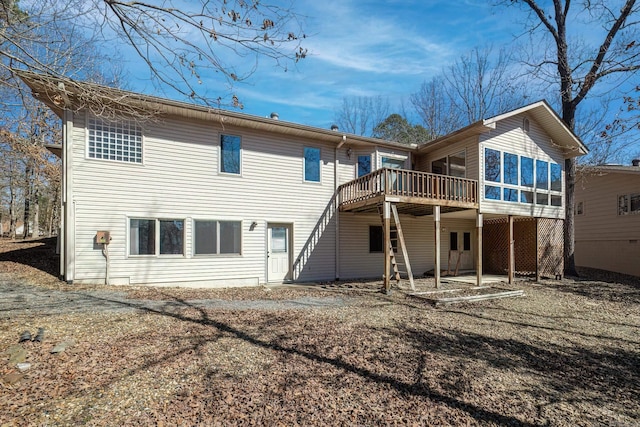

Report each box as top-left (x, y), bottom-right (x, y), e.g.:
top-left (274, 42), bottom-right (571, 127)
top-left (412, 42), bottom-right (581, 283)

top-left (267, 224), bottom-right (292, 282)
top-left (448, 231), bottom-right (474, 271)
top-left (382, 156), bottom-right (406, 192)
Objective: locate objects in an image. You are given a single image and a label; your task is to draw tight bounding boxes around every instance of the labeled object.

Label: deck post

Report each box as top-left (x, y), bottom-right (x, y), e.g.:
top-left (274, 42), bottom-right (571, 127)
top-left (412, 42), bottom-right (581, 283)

top-left (434, 205), bottom-right (441, 289)
top-left (508, 215), bottom-right (514, 284)
top-left (476, 211), bottom-right (483, 286)
top-left (535, 218), bottom-right (540, 282)
top-left (383, 201), bottom-right (391, 293)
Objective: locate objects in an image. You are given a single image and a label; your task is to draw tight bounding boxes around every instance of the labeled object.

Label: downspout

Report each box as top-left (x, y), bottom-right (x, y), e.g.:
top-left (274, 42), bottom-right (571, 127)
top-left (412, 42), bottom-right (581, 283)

top-left (334, 134), bottom-right (346, 281)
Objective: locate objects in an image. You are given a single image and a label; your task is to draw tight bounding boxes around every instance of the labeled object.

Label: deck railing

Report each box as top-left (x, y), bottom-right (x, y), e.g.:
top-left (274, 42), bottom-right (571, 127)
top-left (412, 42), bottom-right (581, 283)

top-left (338, 168), bottom-right (478, 207)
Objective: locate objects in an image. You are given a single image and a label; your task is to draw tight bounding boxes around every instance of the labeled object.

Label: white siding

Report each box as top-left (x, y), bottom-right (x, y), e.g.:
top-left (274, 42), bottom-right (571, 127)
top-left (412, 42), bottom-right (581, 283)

top-left (338, 213), bottom-right (476, 279)
top-left (479, 114), bottom-right (565, 218)
top-left (416, 136), bottom-right (479, 180)
top-left (70, 112), bottom-right (340, 286)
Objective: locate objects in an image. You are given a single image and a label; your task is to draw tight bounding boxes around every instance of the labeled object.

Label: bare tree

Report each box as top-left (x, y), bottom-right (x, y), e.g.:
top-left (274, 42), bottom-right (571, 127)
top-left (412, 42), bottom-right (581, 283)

top-left (333, 96), bottom-right (390, 136)
top-left (411, 46), bottom-right (530, 139)
top-left (500, 0), bottom-right (640, 276)
top-left (0, 0), bottom-right (307, 108)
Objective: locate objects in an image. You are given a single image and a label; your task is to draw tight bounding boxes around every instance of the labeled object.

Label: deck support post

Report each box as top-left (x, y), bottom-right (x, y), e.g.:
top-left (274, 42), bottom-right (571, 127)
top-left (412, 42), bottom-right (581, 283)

top-left (508, 215), bottom-right (514, 285)
top-left (383, 201), bottom-right (391, 293)
top-left (476, 211), bottom-right (483, 286)
top-left (434, 205), bottom-right (441, 289)
top-left (535, 218), bottom-right (541, 282)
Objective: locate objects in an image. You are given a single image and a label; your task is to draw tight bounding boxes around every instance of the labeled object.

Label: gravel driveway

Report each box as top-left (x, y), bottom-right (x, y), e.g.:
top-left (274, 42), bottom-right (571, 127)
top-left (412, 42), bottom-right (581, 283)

top-left (0, 273), bottom-right (348, 316)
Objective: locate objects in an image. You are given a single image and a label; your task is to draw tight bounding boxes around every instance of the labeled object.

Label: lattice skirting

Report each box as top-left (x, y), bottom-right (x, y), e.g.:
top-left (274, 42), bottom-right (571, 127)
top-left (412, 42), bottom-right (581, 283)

top-left (483, 217), bottom-right (563, 278)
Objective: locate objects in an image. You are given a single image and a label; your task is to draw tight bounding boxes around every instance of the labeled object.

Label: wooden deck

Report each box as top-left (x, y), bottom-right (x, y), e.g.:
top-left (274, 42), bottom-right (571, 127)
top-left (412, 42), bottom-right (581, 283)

top-left (338, 168), bottom-right (479, 215)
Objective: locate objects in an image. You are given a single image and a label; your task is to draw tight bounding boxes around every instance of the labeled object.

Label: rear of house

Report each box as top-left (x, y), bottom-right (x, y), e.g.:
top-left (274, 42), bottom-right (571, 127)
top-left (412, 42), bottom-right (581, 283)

top-left (575, 163), bottom-right (640, 277)
top-left (19, 71), bottom-right (587, 288)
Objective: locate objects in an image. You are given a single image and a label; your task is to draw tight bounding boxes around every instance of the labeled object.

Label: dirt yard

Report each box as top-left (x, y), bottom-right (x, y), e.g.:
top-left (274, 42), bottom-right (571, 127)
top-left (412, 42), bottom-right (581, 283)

top-left (1, 238), bottom-right (639, 426)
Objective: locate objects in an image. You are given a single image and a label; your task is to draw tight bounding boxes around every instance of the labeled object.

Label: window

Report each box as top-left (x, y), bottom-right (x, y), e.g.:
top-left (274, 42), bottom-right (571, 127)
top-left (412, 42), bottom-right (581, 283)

top-left (550, 163), bottom-right (562, 191)
top-left (433, 151), bottom-right (466, 178)
top-left (270, 227), bottom-right (287, 253)
top-left (504, 188), bottom-right (518, 202)
top-left (130, 218), bottom-right (184, 256)
top-left (536, 160), bottom-right (549, 190)
top-left (357, 155), bottom-right (371, 177)
top-left (576, 201), bottom-right (584, 215)
top-left (304, 147), bottom-right (321, 182)
top-left (382, 157), bottom-right (405, 169)
top-left (450, 232), bottom-right (458, 251)
top-left (618, 193), bottom-right (640, 215)
top-left (485, 148), bottom-right (501, 182)
top-left (523, 117), bottom-right (530, 133)
top-left (521, 157), bottom-right (534, 187)
top-left (485, 185), bottom-right (501, 200)
top-left (88, 117), bottom-right (142, 163)
top-left (484, 148), bottom-right (560, 206)
top-left (504, 153), bottom-right (518, 185)
top-left (220, 135), bottom-right (241, 174)
top-left (194, 220), bottom-right (241, 255)
top-left (463, 232), bottom-right (471, 251)
top-left (369, 226), bottom-right (383, 253)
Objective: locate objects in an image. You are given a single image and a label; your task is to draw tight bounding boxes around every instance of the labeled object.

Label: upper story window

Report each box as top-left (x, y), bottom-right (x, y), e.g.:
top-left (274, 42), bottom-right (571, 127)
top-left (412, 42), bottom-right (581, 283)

top-left (357, 155), bottom-right (371, 177)
top-left (618, 193), bottom-right (640, 215)
top-left (432, 151), bottom-right (466, 178)
top-left (88, 117), bottom-right (142, 163)
top-left (483, 148), bottom-right (562, 207)
top-left (523, 117), bottom-right (530, 133)
top-left (220, 134), bottom-right (241, 174)
top-left (381, 156), bottom-right (405, 169)
top-left (304, 147), bottom-right (321, 182)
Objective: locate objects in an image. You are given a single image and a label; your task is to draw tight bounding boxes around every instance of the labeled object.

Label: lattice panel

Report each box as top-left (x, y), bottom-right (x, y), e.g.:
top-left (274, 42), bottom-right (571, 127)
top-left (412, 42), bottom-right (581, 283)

top-left (538, 218), bottom-right (564, 278)
top-left (483, 220), bottom-right (509, 274)
top-left (514, 219), bottom-right (537, 275)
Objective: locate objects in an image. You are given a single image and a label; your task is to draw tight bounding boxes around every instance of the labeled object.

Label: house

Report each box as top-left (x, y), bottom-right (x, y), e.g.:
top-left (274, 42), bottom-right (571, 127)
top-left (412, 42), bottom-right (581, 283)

top-left (18, 71), bottom-right (587, 290)
top-left (574, 162), bottom-right (640, 277)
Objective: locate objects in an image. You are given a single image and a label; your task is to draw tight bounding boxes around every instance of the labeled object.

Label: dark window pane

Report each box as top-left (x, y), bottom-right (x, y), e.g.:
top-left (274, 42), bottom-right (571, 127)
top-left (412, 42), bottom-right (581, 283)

top-left (619, 195), bottom-right (628, 215)
top-left (194, 220), bottom-right (217, 255)
top-left (485, 148), bottom-right (501, 182)
top-left (369, 225), bottom-right (383, 253)
top-left (550, 163), bottom-right (562, 191)
top-left (521, 191), bottom-right (534, 204)
top-left (304, 147), bottom-right (321, 182)
top-left (220, 221), bottom-right (241, 254)
top-left (160, 220), bottom-right (184, 254)
top-left (551, 195), bottom-right (562, 206)
top-left (485, 185), bottom-right (501, 200)
top-left (450, 232), bottom-right (458, 251)
top-left (504, 153), bottom-right (518, 185)
top-left (463, 232), bottom-right (471, 251)
top-left (449, 151), bottom-right (466, 178)
top-left (536, 193), bottom-right (548, 205)
top-left (432, 157), bottom-right (446, 175)
top-left (130, 219), bottom-right (155, 255)
top-left (521, 157), bottom-right (534, 187)
top-left (504, 188), bottom-right (518, 202)
top-left (357, 155), bottom-right (371, 177)
top-left (221, 135), bottom-right (241, 174)
top-left (536, 160), bottom-right (548, 190)
top-left (631, 194), bottom-right (640, 213)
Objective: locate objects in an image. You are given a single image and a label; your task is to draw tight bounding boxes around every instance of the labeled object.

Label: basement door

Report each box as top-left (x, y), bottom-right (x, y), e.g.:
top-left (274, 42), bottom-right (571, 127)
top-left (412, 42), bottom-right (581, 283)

top-left (267, 224), bottom-right (292, 283)
top-left (448, 231), bottom-right (474, 271)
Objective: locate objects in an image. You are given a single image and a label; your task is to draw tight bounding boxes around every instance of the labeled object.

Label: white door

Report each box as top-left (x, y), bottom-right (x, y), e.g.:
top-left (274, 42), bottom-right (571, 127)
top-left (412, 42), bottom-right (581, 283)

top-left (267, 224), bottom-right (291, 282)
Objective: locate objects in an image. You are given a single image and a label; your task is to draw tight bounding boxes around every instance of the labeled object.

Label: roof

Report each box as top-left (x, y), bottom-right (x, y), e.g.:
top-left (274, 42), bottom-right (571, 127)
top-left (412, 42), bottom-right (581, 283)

top-left (580, 164), bottom-right (640, 176)
top-left (15, 70), bottom-right (414, 151)
top-left (417, 100), bottom-right (588, 158)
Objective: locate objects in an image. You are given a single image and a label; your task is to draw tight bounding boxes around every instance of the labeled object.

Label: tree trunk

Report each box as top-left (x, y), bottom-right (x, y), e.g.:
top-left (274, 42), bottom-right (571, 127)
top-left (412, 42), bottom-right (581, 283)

top-left (9, 187), bottom-right (16, 240)
top-left (22, 162), bottom-right (32, 239)
top-left (564, 157), bottom-right (578, 276)
top-left (33, 185), bottom-right (40, 238)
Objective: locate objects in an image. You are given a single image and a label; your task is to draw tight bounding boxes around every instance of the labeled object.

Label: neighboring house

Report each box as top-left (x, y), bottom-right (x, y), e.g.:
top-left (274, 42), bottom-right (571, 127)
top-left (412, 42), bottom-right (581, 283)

top-left (18, 71), bottom-right (587, 289)
top-left (574, 162), bottom-right (640, 277)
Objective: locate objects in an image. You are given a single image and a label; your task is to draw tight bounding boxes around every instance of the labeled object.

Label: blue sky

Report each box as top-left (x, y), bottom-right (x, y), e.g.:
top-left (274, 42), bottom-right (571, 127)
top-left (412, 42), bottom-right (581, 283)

top-left (124, 0), bottom-right (526, 129)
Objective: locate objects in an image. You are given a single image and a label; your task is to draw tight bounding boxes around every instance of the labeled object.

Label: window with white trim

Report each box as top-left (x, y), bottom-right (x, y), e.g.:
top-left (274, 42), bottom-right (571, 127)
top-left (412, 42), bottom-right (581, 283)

top-left (483, 148), bottom-right (562, 206)
top-left (194, 220), bottom-right (241, 255)
top-left (304, 147), bottom-right (321, 182)
top-left (129, 218), bottom-right (184, 256)
top-left (220, 134), bottom-right (241, 174)
top-left (88, 117), bottom-right (142, 163)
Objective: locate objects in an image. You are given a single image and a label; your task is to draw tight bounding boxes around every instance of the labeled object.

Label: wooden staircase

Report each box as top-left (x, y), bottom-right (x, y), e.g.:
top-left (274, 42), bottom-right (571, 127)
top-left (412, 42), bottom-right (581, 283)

top-left (379, 204), bottom-right (415, 291)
